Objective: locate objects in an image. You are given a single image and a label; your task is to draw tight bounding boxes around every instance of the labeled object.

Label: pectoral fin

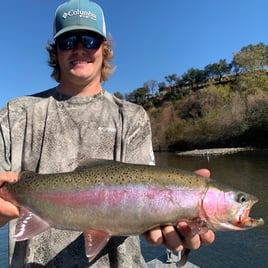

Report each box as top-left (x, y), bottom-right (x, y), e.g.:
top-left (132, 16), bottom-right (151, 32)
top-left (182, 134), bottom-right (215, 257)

top-left (84, 229), bottom-right (111, 262)
top-left (14, 207), bottom-right (50, 241)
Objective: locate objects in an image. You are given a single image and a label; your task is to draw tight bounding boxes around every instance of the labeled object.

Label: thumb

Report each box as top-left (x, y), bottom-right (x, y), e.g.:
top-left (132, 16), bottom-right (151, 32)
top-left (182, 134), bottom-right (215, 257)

top-left (0, 172), bottom-right (19, 187)
top-left (194, 169), bottom-right (210, 178)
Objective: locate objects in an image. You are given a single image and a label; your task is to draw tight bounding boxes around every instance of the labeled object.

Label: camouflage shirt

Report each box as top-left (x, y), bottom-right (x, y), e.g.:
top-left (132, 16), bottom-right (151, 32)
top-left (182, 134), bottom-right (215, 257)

top-left (0, 88), bottom-right (155, 268)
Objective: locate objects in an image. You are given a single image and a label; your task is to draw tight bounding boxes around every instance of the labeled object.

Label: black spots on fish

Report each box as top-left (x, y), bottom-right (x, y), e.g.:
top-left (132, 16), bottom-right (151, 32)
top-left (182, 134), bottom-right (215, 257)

top-left (104, 164), bottom-right (134, 184)
top-left (190, 175), bottom-right (204, 185)
top-left (52, 175), bottom-right (64, 186)
top-left (186, 179), bottom-right (193, 186)
top-left (80, 170), bottom-right (104, 186)
top-left (236, 192), bottom-right (248, 203)
top-left (166, 173), bottom-right (172, 180)
top-left (117, 177), bottom-right (126, 185)
top-left (170, 172), bottom-right (205, 188)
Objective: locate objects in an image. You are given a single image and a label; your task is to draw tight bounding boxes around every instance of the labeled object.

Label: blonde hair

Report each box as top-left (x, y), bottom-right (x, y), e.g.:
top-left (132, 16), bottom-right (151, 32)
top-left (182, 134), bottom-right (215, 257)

top-left (46, 37), bottom-right (115, 82)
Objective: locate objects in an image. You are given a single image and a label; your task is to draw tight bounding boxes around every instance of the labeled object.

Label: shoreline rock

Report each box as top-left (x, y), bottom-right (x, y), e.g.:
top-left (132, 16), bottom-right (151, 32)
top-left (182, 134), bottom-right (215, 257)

top-left (176, 147), bottom-right (254, 156)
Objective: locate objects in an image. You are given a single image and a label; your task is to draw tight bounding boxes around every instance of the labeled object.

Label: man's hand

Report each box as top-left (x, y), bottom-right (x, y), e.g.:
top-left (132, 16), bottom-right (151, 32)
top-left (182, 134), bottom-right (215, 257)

top-left (143, 168), bottom-right (215, 252)
top-left (0, 172), bottom-right (20, 227)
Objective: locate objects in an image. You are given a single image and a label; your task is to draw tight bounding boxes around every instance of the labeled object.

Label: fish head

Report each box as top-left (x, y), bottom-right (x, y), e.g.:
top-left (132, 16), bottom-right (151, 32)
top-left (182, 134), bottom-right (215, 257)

top-left (202, 184), bottom-right (264, 231)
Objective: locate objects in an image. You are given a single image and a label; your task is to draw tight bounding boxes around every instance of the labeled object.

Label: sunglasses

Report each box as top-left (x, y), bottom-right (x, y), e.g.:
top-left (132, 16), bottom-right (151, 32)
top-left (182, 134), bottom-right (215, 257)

top-left (57, 34), bottom-right (104, 50)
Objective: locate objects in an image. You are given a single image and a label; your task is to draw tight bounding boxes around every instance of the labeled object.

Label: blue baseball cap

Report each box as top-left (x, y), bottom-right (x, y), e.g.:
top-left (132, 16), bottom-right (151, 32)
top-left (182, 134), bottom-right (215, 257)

top-left (53, 0), bottom-right (106, 39)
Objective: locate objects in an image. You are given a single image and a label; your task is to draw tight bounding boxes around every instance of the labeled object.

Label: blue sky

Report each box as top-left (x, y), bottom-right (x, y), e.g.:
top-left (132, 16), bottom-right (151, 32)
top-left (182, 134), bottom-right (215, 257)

top-left (1, 0), bottom-right (268, 107)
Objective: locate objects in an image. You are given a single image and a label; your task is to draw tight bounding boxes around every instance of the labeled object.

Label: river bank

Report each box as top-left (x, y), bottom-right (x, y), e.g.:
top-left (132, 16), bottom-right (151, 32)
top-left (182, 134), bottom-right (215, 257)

top-left (176, 147), bottom-right (254, 156)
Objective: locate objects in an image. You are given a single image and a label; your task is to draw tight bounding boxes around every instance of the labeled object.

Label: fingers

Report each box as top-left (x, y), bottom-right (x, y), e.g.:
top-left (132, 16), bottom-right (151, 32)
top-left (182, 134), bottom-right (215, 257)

top-left (0, 172), bottom-right (20, 227)
top-left (0, 200), bottom-right (20, 217)
top-left (143, 226), bottom-right (184, 251)
top-left (194, 169), bottom-right (210, 178)
top-left (199, 229), bottom-right (215, 245)
top-left (0, 172), bottom-right (19, 187)
top-left (143, 226), bottom-right (164, 245)
top-left (0, 199), bottom-right (20, 227)
top-left (143, 223), bottom-right (215, 253)
top-left (162, 225), bottom-right (184, 251)
top-left (177, 222), bottom-right (201, 250)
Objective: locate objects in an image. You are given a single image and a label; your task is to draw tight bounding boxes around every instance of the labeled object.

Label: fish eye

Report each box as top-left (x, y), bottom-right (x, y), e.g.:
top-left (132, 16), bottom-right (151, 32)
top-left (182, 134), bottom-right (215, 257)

top-left (236, 193), bottom-right (247, 203)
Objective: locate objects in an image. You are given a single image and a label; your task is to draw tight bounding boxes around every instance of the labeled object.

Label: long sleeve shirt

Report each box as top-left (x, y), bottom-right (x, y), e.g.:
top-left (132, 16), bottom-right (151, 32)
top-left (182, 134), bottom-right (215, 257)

top-left (0, 88), bottom-right (155, 267)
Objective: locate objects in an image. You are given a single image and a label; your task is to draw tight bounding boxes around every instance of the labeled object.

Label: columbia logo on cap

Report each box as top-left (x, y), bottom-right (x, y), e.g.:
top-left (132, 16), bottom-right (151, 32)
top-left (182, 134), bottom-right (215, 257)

top-left (62, 9), bottom-right (97, 20)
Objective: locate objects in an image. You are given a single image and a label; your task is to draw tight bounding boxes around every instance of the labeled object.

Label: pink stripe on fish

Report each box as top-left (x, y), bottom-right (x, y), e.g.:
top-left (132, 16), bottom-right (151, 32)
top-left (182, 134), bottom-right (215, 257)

top-left (30, 186), bottom-right (199, 211)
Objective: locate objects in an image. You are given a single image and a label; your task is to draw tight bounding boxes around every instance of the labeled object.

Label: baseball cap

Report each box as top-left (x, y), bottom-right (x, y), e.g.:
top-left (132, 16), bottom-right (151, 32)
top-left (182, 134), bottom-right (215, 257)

top-left (53, 0), bottom-right (106, 39)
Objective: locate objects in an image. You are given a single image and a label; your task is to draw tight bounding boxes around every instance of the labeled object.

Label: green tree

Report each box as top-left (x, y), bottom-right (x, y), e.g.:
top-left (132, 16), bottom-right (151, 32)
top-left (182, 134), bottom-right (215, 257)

top-left (181, 68), bottom-right (206, 89)
top-left (204, 59), bottom-right (231, 81)
top-left (164, 73), bottom-right (179, 86)
top-left (158, 82), bottom-right (167, 93)
top-left (113, 91), bottom-right (124, 99)
top-left (232, 43), bottom-right (268, 72)
top-left (126, 87), bottom-right (149, 105)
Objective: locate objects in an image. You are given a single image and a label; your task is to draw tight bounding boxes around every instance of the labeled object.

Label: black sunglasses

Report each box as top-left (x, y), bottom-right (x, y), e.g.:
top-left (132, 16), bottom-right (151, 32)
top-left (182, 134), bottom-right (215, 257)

top-left (57, 34), bottom-right (104, 50)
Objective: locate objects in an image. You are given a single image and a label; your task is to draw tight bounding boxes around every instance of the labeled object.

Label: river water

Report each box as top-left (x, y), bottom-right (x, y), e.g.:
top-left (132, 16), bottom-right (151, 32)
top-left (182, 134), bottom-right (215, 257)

top-left (0, 150), bottom-right (267, 267)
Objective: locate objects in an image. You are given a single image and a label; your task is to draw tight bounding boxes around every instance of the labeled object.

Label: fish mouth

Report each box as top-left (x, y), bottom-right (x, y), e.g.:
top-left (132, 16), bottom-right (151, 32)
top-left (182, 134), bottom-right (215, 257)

top-left (234, 200), bottom-right (264, 230)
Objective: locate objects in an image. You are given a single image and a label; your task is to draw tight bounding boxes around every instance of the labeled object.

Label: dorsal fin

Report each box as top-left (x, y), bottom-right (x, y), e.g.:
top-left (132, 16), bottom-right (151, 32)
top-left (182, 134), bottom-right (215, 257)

top-left (19, 171), bottom-right (37, 180)
top-left (75, 158), bottom-right (116, 171)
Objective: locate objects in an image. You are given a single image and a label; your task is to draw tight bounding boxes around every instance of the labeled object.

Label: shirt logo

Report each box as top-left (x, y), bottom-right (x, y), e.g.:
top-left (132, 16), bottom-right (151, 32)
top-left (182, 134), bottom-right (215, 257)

top-left (98, 127), bottom-right (116, 133)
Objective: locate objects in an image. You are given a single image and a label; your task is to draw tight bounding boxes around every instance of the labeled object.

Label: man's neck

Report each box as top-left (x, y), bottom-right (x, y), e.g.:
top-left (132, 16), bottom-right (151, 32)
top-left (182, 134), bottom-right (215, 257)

top-left (57, 81), bottom-right (102, 97)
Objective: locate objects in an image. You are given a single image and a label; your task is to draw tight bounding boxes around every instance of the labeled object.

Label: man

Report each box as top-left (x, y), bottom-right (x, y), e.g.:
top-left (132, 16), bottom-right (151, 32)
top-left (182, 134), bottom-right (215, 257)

top-left (0, 0), bottom-right (214, 267)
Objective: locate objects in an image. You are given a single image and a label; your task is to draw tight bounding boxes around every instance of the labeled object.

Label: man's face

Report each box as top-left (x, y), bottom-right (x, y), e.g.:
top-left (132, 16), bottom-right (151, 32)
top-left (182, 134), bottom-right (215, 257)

top-left (56, 31), bottom-right (104, 86)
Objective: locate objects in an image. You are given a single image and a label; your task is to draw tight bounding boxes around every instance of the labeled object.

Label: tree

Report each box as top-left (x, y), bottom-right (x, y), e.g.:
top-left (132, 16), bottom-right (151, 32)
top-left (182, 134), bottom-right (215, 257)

top-left (125, 87), bottom-right (149, 105)
top-left (181, 68), bottom-right (206, 89)
top-left (164, 73), bottom-right (179, 86)
top-left (144, 80), bottom-right (158, 96)
top-left (232, 43), bottom-right (268, 72)
top-left (158, 82), bottom-right (167, 93)
top-left (113, 91), bottom-right (124, 100)
top-left (204, 59), bottom-right (231, 81)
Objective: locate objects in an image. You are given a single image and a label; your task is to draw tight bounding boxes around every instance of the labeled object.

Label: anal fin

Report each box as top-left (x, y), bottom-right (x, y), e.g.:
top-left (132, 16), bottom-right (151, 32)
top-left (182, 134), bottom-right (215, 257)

top-left (84, 229), bottom-right (111, 262)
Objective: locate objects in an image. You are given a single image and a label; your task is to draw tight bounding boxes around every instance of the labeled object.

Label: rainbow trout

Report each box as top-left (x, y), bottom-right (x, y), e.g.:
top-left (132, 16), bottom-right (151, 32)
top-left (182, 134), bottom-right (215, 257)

top-left (0, 160), bottom-right (264, 266)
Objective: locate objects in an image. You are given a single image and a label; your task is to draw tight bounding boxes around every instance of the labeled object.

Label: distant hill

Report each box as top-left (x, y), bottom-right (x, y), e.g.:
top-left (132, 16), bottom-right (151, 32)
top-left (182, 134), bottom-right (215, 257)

top-left (147, 72), bottom-right (268, 151)
top-left (119, 43), bottom-right (268, 151)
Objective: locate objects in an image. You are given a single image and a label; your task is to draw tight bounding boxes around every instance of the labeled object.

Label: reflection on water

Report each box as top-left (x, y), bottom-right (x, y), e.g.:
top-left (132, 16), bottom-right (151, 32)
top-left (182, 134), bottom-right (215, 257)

top-left (0, 225), bottom-right (8, 268)
top-left (141, 149), bottom-right (268, 268)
